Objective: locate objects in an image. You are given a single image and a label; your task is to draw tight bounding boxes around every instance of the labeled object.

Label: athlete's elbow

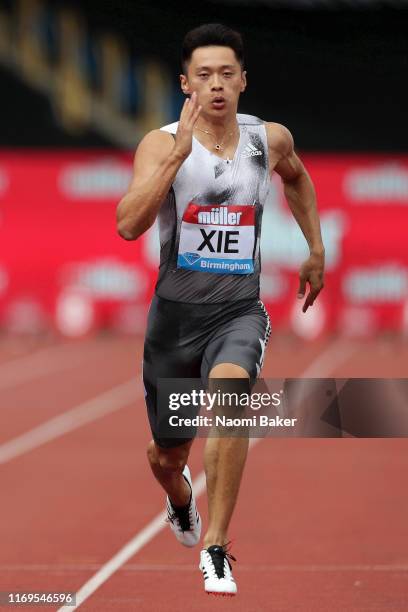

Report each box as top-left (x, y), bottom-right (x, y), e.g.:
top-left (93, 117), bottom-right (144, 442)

top-left (117, 217), bottom-right (152, 241)
top-left (116, 197), bottom-right (140, 240)
top-left (117, 219), bottom-right (140, 241)
top-left (117, 225), bottom-right (137, 241)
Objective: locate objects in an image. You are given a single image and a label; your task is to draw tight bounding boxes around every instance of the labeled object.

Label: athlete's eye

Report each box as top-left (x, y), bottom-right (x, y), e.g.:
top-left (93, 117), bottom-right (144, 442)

top-left (198, 73), bottom-right (209, 79)
top-left (223, 72), bottom-right (233, 77)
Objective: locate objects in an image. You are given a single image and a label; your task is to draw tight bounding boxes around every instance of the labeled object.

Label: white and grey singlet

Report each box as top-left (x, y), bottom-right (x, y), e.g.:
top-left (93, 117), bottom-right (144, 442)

top-left (155, 113), bottom-right (271, 303)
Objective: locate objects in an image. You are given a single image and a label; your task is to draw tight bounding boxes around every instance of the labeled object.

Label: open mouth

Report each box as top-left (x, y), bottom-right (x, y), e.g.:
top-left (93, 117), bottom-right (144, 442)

top-left (211, 97), bottom-right (226, 109)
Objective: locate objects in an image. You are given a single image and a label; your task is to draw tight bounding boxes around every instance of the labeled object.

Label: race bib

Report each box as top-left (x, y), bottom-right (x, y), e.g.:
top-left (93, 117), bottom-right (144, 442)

top-left (177, 203), bottom-right (255, 275)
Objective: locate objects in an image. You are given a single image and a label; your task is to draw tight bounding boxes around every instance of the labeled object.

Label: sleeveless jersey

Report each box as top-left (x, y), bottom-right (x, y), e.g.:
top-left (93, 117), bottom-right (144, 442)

top-left (155, 113), bottom-right (271, 303)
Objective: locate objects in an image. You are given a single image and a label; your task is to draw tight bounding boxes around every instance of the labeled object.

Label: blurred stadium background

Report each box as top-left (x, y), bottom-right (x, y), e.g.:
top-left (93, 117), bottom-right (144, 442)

top-left (0, 0), bottom-right (407, 341)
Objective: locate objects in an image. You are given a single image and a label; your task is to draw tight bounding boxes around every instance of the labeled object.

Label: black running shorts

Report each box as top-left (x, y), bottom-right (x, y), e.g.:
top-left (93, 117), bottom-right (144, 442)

top-left (142, 294), bottom-right (271, 448)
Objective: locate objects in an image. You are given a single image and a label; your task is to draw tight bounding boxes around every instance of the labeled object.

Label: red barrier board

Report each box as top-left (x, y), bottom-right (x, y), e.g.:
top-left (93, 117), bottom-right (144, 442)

top-left (0, 151), bottom-right (407, 337)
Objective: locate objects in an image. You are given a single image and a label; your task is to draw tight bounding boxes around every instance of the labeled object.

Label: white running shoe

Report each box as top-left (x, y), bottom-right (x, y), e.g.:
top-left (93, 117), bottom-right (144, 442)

top-left (199, 544), bottom-right (237, 596)
top-left (165, 465), bottom-right (201, 547)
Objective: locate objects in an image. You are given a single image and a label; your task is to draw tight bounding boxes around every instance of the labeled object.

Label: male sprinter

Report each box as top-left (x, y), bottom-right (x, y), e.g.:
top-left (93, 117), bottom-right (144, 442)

top-left (117, 23), bottom-right (325, 596)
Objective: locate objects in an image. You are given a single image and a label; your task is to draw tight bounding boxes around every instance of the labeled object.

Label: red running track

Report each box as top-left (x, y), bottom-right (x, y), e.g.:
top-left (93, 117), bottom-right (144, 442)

top-left (0, 333), bottom-right (407, 611)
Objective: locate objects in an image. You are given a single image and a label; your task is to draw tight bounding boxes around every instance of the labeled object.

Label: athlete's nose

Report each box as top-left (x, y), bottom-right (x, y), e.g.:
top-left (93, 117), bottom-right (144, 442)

top-left (210, 74), bottom-right (223, 90)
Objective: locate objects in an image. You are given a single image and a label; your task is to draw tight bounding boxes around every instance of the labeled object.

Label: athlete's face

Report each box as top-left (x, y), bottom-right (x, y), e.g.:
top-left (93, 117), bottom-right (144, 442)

top-left (180, 46), bottom-right (247, 116)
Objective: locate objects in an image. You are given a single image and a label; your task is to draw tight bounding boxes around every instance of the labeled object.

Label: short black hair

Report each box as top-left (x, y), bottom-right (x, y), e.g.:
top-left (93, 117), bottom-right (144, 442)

top-left (181, 23), bottom-right (245, 74)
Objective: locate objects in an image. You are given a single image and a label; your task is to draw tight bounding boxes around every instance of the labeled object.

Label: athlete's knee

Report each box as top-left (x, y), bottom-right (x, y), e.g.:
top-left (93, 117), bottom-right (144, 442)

top-left (146, 439), bottom-right (159, 466)
top-left (149, 440), bottom-right (191, 473)
top-left (208, 366), bottom-right (251, 423)
top-left (209, 362), bottom-right (250, 379)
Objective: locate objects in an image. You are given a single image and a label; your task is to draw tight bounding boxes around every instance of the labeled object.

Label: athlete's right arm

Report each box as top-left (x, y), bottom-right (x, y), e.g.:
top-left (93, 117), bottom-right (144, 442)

top-left (116, 91), bottom-right (202, 241)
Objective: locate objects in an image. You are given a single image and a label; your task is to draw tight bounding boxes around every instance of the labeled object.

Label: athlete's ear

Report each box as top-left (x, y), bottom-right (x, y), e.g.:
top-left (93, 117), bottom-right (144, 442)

top-left (180, 74), bottom-right (191, 96)
top-left (240, 70), bottom-right (247, 93)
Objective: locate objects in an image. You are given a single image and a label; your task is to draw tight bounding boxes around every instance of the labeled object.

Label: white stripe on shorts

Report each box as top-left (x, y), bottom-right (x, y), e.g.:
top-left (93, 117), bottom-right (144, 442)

top-left (256, 300), bottom-right (272, 375)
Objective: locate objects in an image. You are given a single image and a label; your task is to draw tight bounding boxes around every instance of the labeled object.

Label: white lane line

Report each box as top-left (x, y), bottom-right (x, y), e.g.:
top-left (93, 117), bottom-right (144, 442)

top-left (58, 473), bottom-right (207, 612)
top-left (58, 338), bottom-right (358, 611)
top-left (2, 563), bottom-right (408, 573)
top-left (0, 341), bottom-right (96, 392)
top-left (300, 338), bottom-right (357, 378)
top-left (0, 380), bottom-right (140, 465)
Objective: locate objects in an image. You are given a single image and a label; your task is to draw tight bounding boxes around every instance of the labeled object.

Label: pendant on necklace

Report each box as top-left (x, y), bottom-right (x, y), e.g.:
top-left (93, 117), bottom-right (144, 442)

top-left (215, 144), bottom-right (222, 151)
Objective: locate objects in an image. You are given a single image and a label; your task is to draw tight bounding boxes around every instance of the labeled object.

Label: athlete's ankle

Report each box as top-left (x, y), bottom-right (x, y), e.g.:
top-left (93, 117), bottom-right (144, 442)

top-left (203, 533), bottom-right (228, 549)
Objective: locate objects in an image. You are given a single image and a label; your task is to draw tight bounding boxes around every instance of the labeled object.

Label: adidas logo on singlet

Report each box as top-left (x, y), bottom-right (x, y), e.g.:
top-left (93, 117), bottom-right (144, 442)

top-left (242, 143), bottom-right (263, 158)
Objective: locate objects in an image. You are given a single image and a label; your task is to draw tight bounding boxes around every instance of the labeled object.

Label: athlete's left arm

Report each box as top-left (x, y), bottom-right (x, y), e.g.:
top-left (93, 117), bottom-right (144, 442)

top-left (266, 122), bottom-right (325, 313)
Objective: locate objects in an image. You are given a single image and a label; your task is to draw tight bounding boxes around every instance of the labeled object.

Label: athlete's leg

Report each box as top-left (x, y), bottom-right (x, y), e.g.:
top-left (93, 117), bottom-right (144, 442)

top-left (143, 296), bottom-right (203, 507)
top-left (147, 438), bottom-right (193, 506)
top-left (203, 362), bottom-right (250, 548)
top-left (201, 300), bottom-right (270, 547)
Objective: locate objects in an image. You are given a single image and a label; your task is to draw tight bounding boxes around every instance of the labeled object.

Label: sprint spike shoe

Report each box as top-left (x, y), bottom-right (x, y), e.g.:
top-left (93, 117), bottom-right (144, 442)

top-left (165, 465), bottom-right (201, 547)
top-left (199, 543), bottom-right (237, 596)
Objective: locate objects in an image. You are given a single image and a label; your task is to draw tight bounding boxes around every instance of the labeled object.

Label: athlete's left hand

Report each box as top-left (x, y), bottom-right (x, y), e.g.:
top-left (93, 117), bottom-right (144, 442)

top-left (297, 251), bottom-right (325, 313)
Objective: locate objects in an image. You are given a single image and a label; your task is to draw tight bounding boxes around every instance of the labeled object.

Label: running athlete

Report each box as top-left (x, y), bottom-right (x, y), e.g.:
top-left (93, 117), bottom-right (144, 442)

top-left (117, 23), bottom-right (325, 596)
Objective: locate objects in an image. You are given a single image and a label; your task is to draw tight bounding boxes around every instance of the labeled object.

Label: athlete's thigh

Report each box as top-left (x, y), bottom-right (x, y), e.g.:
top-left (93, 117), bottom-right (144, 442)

top-left (201, 300), bottom-right (271, 386)
top-left (142, 295), bottom-right (204, 448)
top-left (142, 296), bottom-right (206, 379)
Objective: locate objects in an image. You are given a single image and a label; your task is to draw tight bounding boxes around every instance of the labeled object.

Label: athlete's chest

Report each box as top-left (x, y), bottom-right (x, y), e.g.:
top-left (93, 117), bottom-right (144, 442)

top-left (174, 127), bottom-right (269, 203)
top-left (173, 128), bottom-right (268, 276)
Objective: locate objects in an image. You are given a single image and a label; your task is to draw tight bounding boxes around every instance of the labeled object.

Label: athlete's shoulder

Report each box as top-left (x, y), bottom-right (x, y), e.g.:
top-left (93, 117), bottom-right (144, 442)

top-left (236, 113), bottom-right (265, 127)
top-left (159, 120), bottom-right (179, 134)
top-left (264, 122), bottom-right (294, 158)
top-left (133, 128), bottom-right (175, 166)
top-left (137, 127), bottom-right (175, 149)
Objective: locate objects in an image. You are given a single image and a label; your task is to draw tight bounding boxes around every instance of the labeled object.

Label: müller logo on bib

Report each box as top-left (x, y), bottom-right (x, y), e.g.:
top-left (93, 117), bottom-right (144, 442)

top-left (177, 203), bottom-right (256, 275)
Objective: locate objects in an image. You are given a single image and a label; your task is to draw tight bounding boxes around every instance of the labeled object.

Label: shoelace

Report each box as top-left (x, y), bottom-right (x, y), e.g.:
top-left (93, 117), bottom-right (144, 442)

top-left (166, 502), bottom-right (191, 532)
top-left (207, 541), bottom-right (237, 579)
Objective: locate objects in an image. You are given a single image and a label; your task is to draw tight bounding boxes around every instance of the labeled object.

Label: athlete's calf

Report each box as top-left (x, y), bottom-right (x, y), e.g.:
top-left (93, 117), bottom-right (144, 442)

top-left (203, 363), bottom-right (250, 549)
top-left (147, 438), bottom-right (193, 507)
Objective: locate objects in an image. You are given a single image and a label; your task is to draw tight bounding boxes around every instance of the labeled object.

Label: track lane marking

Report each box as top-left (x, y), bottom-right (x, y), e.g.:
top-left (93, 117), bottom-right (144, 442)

top-left (0, 340), bottom-right (102, 392)
top-left (299, 338), bottom-right (357, 378)
top-left (0, 380), bottom-right (140, 465)
top-left (3, 563), bottom-right (408, 572)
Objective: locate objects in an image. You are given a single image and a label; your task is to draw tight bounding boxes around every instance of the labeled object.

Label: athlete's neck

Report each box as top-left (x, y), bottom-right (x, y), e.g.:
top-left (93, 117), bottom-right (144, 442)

top-left (195, 113), bottom-right (239, 141)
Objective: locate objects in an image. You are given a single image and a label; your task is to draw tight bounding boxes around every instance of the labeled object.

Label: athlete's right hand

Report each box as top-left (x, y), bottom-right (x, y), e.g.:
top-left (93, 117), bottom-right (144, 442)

top-left (173, 91), bottom-right (202, 160)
